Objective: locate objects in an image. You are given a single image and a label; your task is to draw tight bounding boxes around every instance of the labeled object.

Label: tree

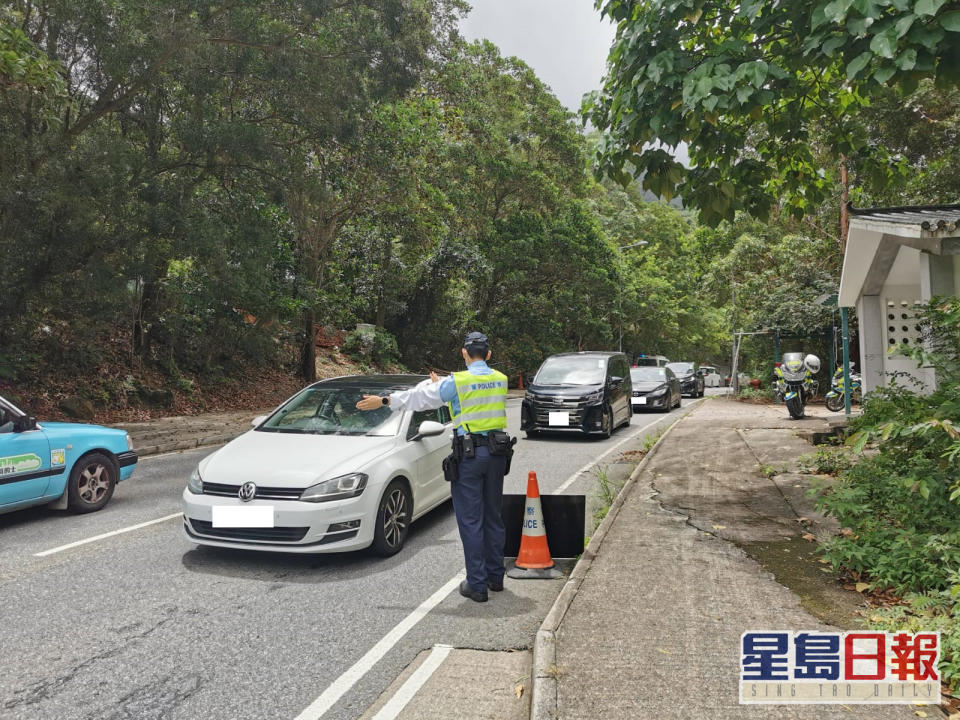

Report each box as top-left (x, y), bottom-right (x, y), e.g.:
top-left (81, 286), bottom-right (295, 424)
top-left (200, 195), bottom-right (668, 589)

top-left (585, 0), bottom-right (960, 225)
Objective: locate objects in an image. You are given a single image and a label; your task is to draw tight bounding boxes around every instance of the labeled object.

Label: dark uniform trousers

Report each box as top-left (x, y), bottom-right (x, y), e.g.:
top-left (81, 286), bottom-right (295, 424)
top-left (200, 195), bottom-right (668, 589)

top-left (450, 444), bottom-right (507, 592)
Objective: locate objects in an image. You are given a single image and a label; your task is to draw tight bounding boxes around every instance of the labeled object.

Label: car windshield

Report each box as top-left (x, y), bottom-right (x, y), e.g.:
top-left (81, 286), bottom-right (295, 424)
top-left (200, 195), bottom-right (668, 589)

top-left (535, 356), bottom-right (606, 386)
top-left (667, 362), bottom-right (694, 375)
top-left (631, 367), bottom-right (666, 382)
top-left (257, 386), bottom-right (404, 436)
top-left (633, 357), bottom-right (658, 367)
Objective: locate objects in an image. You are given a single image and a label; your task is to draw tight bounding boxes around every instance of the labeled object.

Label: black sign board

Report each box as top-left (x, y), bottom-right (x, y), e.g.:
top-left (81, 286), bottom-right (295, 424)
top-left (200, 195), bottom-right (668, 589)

top-left (501, 494), bottom-right (586, 559)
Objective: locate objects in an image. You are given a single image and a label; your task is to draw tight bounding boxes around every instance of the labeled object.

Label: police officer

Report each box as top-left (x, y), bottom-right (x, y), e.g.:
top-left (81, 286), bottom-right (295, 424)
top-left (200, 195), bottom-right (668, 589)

top-left (356, 332), bottom-right (510, 603)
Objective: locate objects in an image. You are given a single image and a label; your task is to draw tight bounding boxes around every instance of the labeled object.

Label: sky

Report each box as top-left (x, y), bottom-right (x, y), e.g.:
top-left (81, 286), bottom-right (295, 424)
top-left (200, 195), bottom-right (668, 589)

top-left (458, 0), bottom-right (616, 114)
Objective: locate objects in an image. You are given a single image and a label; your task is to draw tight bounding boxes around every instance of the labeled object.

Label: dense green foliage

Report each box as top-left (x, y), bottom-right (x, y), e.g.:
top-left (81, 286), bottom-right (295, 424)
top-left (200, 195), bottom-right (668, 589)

top-left (586, 0), bottom-right (960, 223)
top-left (813, 298), bottom-right (960, 683)
top-left (816, 299), bottom-right (960, 592)
top-left (0, 2), bottom-right (729, 402)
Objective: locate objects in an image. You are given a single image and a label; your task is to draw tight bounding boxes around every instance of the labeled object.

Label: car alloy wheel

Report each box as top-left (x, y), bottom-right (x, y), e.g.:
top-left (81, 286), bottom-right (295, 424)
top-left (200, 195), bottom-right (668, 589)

top-left (600, 407), bottom-right (613, 439)
top-left (382, 488), bottom-right (407, 548)
top-left (67, 452), bottom-right (117, 513)
top-left (371, 480), bottom-right (412, 557)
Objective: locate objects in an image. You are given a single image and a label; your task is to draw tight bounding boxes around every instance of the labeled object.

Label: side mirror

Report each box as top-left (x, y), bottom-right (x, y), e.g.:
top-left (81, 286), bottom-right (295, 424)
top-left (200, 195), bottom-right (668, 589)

top-left (608, 375), bottom-right (623, 386)
top-left (411, 420), bottom-right (445, 441)
top-left (14, 416), bottom-right (38, 432)
top-left (251, 415), bottom-right (267, 428)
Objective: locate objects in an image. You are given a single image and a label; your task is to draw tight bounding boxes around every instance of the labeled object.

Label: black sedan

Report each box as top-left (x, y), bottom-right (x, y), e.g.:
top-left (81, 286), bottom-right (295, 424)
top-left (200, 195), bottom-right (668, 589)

top-left (629, 366), bottom-right (681, 411)
top-left (666, 362), bottom-right (705, 397)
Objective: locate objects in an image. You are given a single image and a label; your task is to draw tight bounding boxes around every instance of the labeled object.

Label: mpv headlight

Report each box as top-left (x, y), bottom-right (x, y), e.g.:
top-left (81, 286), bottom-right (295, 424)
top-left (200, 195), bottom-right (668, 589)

top-left (300, 473), bottom-right (368, 503)
top-left (583, 389), bottom-right (604, 403)
top-left (126, 433), bottom-right (134, 451)
top-left (187, 467), bottom-right (203, 494)
top-left (648, 384), bottom-right (667, 396)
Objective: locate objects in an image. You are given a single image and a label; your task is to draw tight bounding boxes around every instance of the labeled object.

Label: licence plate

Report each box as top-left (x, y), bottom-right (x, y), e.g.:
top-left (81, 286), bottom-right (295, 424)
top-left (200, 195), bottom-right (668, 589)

top-left (632, 396), bottom-right (647, 405)
top-left (548, 411), bottom-right (570, 427)
top-left (212, 506), bottom-right (275, 528)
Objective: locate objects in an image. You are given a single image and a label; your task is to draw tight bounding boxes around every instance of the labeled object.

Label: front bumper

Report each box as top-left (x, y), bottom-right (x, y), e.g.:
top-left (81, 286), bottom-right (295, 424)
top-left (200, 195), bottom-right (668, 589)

top-left (181, 488), bottom-right (374, 553)
top-left (117, 450), bottom-right (138, 481)
top-left (521, 399), bottom-right (606, 434)
top-left (631, 392), bottom-right (669, 409)
top-left (679, 378), bottom-right (699, 395)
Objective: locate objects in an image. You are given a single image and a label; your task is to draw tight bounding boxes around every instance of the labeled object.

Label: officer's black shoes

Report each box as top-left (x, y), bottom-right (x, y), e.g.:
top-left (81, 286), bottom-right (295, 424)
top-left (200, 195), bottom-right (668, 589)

top-left (486, 578), bottom-right (504, 592)
top-left (459, 580), bottom-right (488, 603)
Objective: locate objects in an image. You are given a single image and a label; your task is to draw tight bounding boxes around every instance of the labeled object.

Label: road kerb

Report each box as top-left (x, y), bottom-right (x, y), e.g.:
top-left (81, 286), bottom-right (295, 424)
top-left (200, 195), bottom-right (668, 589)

top-left (529, 398), bottom-right (706, 720)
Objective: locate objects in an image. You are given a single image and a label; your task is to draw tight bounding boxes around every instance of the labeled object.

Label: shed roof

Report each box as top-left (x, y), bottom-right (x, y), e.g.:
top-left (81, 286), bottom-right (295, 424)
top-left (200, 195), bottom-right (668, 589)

top-left (849, 203), bottom-right (960, 232)
top-left (839, 203), bottom-right (960, 307)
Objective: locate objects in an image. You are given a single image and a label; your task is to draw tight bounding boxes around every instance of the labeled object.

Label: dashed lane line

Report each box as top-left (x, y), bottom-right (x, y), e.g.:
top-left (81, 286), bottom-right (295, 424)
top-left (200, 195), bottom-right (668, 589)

top-left (33, 513), bottom-right (182, 557)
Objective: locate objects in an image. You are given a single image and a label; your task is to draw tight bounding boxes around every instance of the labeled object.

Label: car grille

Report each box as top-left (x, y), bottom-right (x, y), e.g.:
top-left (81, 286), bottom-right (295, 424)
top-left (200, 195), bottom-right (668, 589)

top-left (189, 519), bottom-right (309, 543)
top-left (201, 481), bottom-right (303, 501)
top-left (533, 397), bottom-right (589, 427)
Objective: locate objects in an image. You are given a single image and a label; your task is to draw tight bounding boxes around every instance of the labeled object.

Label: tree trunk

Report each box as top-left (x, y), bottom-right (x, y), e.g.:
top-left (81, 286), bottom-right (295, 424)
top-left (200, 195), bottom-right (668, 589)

top-left (300, 308), bottom-right (317, 382)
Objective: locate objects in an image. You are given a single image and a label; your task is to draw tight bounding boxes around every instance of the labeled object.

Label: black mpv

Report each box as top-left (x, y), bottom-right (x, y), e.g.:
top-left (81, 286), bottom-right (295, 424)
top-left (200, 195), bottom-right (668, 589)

top-left (521, 352), bottom-right (633, 438)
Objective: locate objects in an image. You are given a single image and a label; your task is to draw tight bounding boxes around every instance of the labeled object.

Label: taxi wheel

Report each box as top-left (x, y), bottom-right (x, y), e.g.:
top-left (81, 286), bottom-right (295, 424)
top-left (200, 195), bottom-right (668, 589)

top-left (371, 480), bottom-right (411, 557)
top-left (67, 452), bottom-right (117, 513)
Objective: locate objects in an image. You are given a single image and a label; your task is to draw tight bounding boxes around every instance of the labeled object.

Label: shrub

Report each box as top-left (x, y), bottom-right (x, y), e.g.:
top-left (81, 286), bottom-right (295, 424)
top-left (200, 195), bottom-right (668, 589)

top-left (798, 447), bottom-right (854, 476)
top-left (343, 326), bottom-right (400, 365)
top-left (814, 297), bottom-right (960, 593)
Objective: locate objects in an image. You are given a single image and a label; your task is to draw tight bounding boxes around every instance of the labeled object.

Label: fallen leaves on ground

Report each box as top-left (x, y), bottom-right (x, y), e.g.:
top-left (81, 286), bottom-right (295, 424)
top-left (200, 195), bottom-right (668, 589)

top-left (801, 532), bottom-right (816, 542)
top-left (514, 684), bottom-right (524, 699)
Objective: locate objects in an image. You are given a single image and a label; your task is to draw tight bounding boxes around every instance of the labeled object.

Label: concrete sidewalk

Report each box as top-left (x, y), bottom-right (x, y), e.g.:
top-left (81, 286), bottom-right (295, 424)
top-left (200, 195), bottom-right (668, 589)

top-left (533, 398), bottom-right (919, 720)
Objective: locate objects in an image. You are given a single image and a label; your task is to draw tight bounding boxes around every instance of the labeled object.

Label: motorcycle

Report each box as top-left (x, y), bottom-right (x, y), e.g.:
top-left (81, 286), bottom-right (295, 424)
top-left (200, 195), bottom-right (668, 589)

top-left (774, 352), bottom-right (820, 420)
top-left (824, 364), bottom-right (862, 412)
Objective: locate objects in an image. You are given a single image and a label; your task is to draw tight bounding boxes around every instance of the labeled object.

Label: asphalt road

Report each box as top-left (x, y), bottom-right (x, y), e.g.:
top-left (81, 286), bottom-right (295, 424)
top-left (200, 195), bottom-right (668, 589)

top-left (0, 397), bottom-right (700, 720)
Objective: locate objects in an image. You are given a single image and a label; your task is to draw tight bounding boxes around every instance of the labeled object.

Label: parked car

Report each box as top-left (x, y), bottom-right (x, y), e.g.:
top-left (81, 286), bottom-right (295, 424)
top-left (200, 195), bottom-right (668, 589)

top-left (629, 366), bottom-right (681, 411)
top-left (0, 394), bottom-right (138, 516)
top-left (182, 375), bottom-right (452, 557)
top-left (521, 352), bottom-right (632, 439)
top-left (666, 362), bottom-right (705, 397)
top-left (632, 354), bottom-right (671, 367)
top-left (699, 366), bottom-right (722, 387)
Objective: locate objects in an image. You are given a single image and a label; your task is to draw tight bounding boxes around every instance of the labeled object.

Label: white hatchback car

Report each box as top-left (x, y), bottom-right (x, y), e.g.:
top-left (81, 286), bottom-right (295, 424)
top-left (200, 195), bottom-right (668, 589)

top-left (182, 375), bottom-right (452, 556)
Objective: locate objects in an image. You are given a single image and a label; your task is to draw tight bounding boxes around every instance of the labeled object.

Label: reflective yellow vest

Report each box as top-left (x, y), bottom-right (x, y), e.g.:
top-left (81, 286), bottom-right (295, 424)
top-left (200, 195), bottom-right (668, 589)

top-left (449, 370), bottom-right (508, 433)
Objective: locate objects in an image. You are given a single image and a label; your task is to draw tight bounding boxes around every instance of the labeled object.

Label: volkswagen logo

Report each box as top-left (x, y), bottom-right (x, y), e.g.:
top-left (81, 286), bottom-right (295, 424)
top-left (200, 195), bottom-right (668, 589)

top-left (238, 482), bottom-right (257, 502)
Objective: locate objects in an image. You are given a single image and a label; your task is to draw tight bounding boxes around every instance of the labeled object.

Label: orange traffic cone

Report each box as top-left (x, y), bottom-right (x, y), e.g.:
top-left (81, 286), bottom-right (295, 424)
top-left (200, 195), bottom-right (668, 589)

top-left (507, 471), bottom-right (563, 579)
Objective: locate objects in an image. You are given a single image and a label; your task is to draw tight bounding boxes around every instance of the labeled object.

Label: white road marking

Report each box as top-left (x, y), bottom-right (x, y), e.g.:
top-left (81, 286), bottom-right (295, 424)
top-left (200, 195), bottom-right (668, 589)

top-left (33, 513), bottom-right (183, 557)
top-left (552, 410), bottom-right (680, 494)
top-left (371, 644), bottom-right (453, 720)
top-left (294, 573), bottom-right (464, 720)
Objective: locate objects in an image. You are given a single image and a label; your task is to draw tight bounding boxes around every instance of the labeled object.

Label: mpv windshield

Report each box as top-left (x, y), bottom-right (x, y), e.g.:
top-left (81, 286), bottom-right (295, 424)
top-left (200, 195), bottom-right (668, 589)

top-left (258, 386), bottom-right (403, 436)
top-left (535, 356), bottom-right (606, 386)
top-left (631, 367), bottom-right (666, 382)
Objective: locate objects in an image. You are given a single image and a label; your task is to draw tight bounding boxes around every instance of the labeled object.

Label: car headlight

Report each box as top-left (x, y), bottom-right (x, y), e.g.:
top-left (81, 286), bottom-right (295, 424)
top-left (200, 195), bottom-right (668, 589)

top-left (300, 473), bottom-right (368, 503)
top-left (126, 433), bottom-right (134, 451)
top-left (648, 384), bottom-right (667, 396)
top-left (524, 390), bottom-right (535, 401)
top-left (187, 467), bottom-right (203, 494)
top-left (584, 389), bottom-right (604, 403)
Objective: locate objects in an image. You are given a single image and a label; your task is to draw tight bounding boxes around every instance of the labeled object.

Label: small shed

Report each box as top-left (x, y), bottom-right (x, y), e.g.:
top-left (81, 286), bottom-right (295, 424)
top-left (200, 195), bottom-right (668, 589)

top-left (838, 204), bottom-right (960, 394)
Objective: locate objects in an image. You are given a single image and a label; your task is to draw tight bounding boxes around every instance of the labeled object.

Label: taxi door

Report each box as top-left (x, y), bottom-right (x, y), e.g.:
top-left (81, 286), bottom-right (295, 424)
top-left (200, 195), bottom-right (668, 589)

top-left (0, 422), bottom-right (53, 506)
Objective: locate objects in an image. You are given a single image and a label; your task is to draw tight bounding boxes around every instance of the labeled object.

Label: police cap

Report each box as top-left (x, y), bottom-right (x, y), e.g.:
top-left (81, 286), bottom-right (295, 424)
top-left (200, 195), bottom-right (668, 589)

top-left (463, 331), bottom-right (489, 354)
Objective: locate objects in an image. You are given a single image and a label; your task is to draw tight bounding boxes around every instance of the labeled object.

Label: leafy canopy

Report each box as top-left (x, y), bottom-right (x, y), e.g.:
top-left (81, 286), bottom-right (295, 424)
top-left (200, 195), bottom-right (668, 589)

top-left (585, 0), bottom-right (960, 224)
